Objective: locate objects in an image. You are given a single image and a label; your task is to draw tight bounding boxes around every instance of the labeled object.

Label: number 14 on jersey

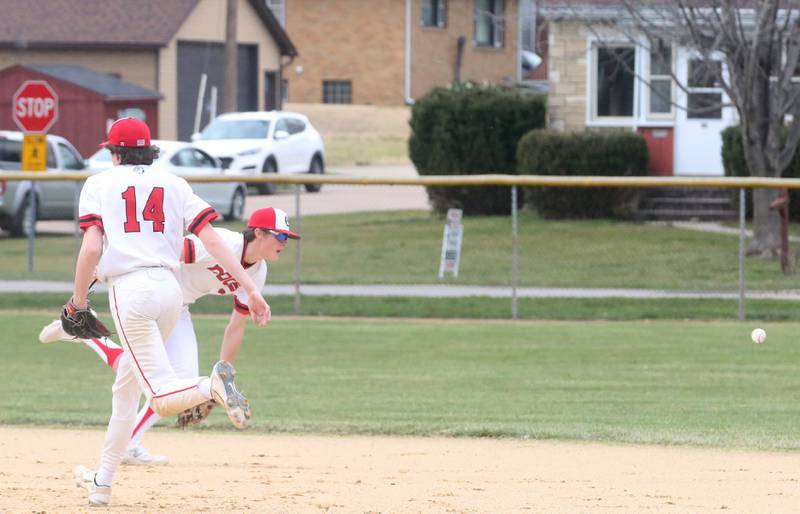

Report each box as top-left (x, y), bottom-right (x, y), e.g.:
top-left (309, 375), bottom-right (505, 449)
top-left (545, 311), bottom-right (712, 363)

top-left (121, 186), bottom-right (165, 233)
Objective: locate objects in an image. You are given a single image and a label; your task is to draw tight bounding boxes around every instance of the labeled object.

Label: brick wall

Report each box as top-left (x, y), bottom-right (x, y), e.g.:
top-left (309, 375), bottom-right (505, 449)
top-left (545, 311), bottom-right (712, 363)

top-left (285, 0), bottom-right (406, 105)
top-left (411, 0), bottom-right (518, 99)
top-left (546, 19), bottom-right (588, 131)
top-left (285, 0), bottom-right (520, 105)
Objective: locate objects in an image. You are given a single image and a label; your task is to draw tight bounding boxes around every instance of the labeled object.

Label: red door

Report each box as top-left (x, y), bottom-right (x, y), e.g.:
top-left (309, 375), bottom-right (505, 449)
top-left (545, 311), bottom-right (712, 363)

top-left (638, 127), bottom-right (674, 176)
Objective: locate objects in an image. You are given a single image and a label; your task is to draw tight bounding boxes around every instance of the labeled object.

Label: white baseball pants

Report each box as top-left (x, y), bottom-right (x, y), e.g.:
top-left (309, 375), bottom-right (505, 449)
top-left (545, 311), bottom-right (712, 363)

top-left (130, 306), bottom-right (200, 444)
top-left (109, 268), bottom-right (210, 416)
top-left (96, 268), bottom-right (211, 485)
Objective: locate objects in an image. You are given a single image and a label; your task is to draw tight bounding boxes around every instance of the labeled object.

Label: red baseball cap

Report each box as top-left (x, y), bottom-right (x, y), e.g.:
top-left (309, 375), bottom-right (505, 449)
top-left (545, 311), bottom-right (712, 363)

top-left (247, 207), bottom-right (300, 239)
top-left (100, 117), bottom-right (151, 147)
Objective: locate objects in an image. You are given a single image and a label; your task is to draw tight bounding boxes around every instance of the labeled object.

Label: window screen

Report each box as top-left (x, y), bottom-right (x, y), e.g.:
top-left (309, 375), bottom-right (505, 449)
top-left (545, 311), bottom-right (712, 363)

top-left (322, 80), bottom-right (352, 104)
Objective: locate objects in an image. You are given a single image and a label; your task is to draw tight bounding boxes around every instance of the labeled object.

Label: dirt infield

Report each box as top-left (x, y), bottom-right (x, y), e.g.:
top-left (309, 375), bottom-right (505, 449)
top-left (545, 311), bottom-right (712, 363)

top-left (1, 426), bottom-right (797, 513)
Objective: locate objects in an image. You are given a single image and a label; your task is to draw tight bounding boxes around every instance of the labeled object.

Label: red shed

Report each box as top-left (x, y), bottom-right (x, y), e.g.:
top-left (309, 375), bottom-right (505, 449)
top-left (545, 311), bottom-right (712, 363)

top-left (0, 64), bottom-right (160, 157)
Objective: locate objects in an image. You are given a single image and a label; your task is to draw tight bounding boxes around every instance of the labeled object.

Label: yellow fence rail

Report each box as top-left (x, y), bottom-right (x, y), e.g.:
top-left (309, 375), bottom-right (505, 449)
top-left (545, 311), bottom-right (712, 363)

top-left (1, 171), bottom-right (800, 189)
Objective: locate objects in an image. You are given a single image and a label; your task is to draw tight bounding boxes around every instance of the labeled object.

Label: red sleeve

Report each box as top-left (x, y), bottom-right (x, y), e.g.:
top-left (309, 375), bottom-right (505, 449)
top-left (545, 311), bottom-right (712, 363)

top-left (233, 296), bottom-right (250, 315)
top-left (79, 213), bottom-right (104, 232)
top-left (188, 207), bottom-right (218, 235)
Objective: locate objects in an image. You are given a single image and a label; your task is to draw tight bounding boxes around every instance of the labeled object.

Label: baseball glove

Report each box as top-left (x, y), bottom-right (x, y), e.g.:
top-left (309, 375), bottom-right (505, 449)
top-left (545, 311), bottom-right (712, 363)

top-left (176, 400), bottom-right (217, 428)
top-left (60, 299), bottom-right (112, 339)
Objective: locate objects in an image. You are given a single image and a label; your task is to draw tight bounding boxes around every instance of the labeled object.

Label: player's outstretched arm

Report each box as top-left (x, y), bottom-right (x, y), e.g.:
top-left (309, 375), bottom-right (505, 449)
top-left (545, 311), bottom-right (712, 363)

top-left (195, 224), bottom-right (270, 325)
top-left (220, 310), bottom-right (248, 362)
top-left (71, 226), bottom-right (103, 308)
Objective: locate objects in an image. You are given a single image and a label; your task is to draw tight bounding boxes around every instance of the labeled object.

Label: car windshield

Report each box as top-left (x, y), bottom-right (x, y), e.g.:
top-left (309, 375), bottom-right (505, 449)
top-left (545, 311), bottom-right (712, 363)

top-left (89, 147), bottom-right (171, 169)
top-left (199, 119), bottom-right (270, 140)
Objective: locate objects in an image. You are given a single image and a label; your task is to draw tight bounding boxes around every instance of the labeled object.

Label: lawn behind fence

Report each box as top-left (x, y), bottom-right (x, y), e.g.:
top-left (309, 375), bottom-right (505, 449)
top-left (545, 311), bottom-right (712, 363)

top-left (4, 210), bottom-right (800, 292)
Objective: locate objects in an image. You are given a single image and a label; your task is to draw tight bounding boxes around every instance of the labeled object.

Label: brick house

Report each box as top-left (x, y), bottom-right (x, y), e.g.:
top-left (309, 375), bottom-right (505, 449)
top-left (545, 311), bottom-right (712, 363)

top-left (273, 0), bottom-right (541, 105)
top-left (0, 0), bottom-right (296, 145)
top-left (537, 1), bottom-right (738, 176)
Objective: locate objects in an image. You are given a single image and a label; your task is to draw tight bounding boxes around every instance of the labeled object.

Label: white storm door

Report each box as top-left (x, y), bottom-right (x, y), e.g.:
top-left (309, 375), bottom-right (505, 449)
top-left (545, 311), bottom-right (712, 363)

top-left (673, 50), bottom-right (735, 176)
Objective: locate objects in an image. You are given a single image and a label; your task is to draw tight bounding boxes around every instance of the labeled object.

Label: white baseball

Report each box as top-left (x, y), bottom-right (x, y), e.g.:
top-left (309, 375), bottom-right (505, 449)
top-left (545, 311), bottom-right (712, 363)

top-left (751, 328), bottom-right (766, 344)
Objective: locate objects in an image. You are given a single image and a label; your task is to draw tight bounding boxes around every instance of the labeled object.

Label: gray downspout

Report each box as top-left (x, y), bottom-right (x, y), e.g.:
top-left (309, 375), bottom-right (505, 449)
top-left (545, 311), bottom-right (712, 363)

top-left (405, 0), bottom-right (414, 104)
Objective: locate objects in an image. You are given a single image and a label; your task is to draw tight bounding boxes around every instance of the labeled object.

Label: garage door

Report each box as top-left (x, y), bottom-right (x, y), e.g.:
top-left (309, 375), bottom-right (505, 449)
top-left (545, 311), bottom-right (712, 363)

top-left (177, 41), bottom-right (258, 141)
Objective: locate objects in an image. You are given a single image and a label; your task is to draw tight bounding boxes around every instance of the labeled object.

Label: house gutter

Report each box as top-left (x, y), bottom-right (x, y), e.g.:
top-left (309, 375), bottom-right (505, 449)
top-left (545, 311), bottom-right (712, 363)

top-left (404, 0), bottom-right (414, 105)
top-left (517, 2), bottom-right (528, 83)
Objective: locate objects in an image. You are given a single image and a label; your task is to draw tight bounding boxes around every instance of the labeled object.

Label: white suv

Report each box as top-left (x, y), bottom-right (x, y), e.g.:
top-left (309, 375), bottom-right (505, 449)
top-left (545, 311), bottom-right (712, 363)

top-left (192, 111), bottom-right (325, 194)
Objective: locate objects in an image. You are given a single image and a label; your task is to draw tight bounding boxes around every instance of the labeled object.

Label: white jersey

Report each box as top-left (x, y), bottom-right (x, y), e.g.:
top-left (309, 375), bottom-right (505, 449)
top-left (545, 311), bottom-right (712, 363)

top-left (178, 227), bottom-right (267, 314)
top-left (79, 164), bottom-right (216, 281)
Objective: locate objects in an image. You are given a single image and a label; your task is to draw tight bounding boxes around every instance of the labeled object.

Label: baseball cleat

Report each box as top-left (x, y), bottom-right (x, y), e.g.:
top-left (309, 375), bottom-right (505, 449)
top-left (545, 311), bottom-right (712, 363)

top-left (122, 442), bottom-right (169, 466)
top-left (38, 319), bottom-right (76, 344)
top-left (210, 360), bottom-right (251, 430)
top-left (73, 464), bottom-right (112, 506)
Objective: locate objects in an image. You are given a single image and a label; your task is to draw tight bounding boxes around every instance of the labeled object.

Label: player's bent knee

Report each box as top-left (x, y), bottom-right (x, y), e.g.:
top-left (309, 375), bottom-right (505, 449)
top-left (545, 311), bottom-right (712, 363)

top-left (149, 398), bottom-right (184, 418)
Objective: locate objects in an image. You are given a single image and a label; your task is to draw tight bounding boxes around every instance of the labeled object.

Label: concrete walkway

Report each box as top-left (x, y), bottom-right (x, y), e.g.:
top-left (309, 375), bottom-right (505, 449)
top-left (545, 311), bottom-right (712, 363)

top-left (3, 280), bottom-right (799, 300)
top-left (660, 221), bottom-right (800, 242)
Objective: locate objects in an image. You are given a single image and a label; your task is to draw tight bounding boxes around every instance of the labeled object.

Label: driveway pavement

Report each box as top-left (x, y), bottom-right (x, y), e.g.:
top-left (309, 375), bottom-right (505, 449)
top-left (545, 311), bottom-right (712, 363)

top-left (28, 163), bottom-right (429, 235)
top-left (244, 163), bottom-right (429, 217)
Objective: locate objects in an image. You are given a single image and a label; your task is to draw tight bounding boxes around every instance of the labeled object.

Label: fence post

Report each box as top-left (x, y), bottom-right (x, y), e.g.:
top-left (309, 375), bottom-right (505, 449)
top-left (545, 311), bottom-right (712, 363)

top-left (738, 188), bottom-right (746, 321)
top-left (25, 194), bottom-right (36, 272)
top-left (294, 184), bottom-right (302, 315)
top-left (511, 185), bottom-right (518, 320)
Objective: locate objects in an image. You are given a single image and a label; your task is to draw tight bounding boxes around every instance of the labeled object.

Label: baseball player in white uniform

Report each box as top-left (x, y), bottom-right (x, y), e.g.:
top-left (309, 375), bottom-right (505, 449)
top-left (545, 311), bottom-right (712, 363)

top-left (40, 207), bottom-right (299, 466)
top-left (67, 117), bottom-right (269, 506)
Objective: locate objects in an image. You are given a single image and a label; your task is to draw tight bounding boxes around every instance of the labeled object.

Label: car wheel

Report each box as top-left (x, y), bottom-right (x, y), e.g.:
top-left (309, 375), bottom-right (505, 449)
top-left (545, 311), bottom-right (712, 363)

top-left (305, 156), bottom-right (324, 193)
top-left (225, 187), bottom-right (246, 221)
top-left (9, 192), bottom-right (37, 238)
top-left (257, 159), bottom-right (277, 195)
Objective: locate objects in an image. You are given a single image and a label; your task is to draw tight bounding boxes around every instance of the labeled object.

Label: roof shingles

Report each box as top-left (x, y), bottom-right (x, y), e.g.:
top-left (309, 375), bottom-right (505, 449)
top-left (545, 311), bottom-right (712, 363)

top-left (0, 0), bottom-right (199, 48)
top-left (27, 64), bottom-right (161, 99)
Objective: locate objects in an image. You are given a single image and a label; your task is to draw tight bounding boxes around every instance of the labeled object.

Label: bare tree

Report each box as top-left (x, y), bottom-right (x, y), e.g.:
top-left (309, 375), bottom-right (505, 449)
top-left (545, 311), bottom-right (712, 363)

top-left (551, 0), bottom-right (800, 255)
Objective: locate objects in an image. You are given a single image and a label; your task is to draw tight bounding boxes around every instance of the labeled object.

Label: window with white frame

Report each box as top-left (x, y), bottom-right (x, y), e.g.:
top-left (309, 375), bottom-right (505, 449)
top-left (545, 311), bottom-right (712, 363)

top-left (474, 0), bottom-right (505, 48)
top-left (422, 0), bottom-right (447, 28)
top-left (648, 43), bottom-right (673, 116)
top-left (687, 59), bottom-right (722, 119)
top-left (266, 0), bottom-right (285, 27)
top-left (595, 45), bottom-right (635, 118)
top-left (520, 0), bottom-right (535, 52)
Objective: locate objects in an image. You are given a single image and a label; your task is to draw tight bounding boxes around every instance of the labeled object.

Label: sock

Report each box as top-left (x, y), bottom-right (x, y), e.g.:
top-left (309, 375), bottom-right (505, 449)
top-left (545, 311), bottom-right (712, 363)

top-left (95, 471), bottom-right (112, 488)
top-left (82, 337), bottom-right (124, 371)
top-left (198, 378), bottom-right (212, 399)
top-left (129, 406), bottom-right (161, 448)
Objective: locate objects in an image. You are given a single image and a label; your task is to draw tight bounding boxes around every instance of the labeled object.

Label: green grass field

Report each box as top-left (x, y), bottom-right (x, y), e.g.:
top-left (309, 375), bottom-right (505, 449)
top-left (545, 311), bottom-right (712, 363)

top-left (4, 211), bottom-right (800, 292)
top-left (3, 312), bottom-right (799, 450)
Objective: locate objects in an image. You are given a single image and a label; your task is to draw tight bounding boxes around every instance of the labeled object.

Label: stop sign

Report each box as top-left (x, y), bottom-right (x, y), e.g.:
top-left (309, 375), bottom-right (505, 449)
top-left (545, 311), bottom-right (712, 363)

top-left (13, 80), bottom-right (58, 133)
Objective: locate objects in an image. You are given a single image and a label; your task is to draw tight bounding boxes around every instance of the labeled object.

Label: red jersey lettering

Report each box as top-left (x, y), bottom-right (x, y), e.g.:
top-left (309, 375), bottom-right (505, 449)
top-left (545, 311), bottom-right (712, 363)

top-left (207, 264), bottom-right (240, 293)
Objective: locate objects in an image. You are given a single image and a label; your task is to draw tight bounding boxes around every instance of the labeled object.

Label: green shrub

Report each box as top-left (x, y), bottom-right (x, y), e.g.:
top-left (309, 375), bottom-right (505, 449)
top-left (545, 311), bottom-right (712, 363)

top-left (517, 130), bottom-right (649, 218)
top-left (721, 126), bottom-right (800, 221)
top-left (409, 83), bottom-right (546, 215)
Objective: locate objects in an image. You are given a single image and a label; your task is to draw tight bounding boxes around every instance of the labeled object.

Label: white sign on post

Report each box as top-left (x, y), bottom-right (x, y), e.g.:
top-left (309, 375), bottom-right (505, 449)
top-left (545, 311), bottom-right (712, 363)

top-left (438, 208), bottom-right (463, 278)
